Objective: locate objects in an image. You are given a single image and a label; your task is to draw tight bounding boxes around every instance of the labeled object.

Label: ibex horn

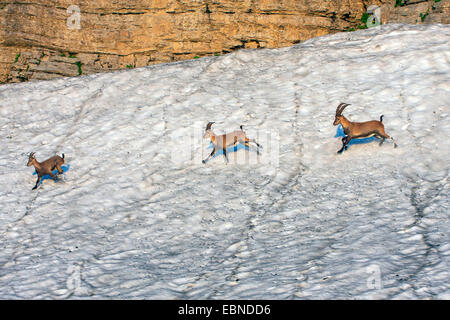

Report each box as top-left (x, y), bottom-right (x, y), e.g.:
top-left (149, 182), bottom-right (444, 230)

top-left (205, 122), bottom-right (215, 131)
top-left (336, 103), bottom-right (350, 115)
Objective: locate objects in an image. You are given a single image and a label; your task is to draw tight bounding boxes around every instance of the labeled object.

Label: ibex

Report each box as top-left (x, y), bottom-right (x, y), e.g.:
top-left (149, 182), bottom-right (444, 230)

top-left (202, 122), bottom-right (262, 164)
top-left (334, 103), bottom-right (397, 153)
top-left (27, 152), bottom-right (65, 190)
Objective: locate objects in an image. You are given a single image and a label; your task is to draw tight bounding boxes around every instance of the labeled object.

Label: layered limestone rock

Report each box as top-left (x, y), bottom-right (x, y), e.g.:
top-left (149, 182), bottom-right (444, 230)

top-left (381, 0), bottom-right (450, 24)
top-left (0, 0), bottom-right (448, 83)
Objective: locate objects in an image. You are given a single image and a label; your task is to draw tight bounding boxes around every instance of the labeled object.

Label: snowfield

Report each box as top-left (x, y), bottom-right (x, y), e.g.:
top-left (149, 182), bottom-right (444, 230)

top-left (0, 24), bottom-right (448, 299)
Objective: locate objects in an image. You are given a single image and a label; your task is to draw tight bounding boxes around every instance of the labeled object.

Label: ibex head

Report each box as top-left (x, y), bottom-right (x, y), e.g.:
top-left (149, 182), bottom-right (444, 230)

top-left (27, 152), bottom-right (36, 167)
top-left (333, 103), bottom-right (350, 126)
top-left (203, 121), bottom-right (215, 139)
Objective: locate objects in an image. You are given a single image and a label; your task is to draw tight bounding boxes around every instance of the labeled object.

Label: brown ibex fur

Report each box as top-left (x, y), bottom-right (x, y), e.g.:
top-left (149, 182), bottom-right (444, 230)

top-left (27, 152), bottom-right (65, 190)
top-left (333, 103), bottom-right (397, 153)
top-left (202, 122), bottom-right (262, 164)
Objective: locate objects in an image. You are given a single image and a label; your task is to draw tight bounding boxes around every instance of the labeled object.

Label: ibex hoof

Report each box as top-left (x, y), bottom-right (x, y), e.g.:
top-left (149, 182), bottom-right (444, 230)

top-left (202, 160), bottom-right (206, 164)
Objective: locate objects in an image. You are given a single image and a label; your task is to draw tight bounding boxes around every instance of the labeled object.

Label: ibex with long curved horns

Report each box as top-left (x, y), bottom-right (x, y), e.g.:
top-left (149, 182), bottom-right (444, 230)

top-left (333, 103), bottom-right (397, 153)
top-left (202, 122), bottom-right (262, 164)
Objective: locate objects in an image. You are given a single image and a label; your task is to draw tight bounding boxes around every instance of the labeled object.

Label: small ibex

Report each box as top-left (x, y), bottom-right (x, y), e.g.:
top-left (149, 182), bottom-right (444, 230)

top-left (202, 122), bottom-right (262, 164)
top-left (27, 152), bottom-right (65, 190)
top-left (334, 103), bottom-right (397, 153)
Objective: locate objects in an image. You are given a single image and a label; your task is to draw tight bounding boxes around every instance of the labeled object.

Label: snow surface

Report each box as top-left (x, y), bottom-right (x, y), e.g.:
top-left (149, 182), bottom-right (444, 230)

top-left (0, 24), bottom-right (449, 299)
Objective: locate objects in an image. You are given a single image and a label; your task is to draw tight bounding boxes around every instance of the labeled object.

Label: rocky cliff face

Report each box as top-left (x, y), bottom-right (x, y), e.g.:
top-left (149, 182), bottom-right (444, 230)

top-left (1, 0), bottom-right (448, 83)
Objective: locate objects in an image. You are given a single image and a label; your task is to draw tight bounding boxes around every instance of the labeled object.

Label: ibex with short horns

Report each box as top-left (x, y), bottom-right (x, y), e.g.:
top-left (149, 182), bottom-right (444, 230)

top-left (27, 152), bottom-right (65, 190)
top-left (202, 122), bottom-right (262, 164)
